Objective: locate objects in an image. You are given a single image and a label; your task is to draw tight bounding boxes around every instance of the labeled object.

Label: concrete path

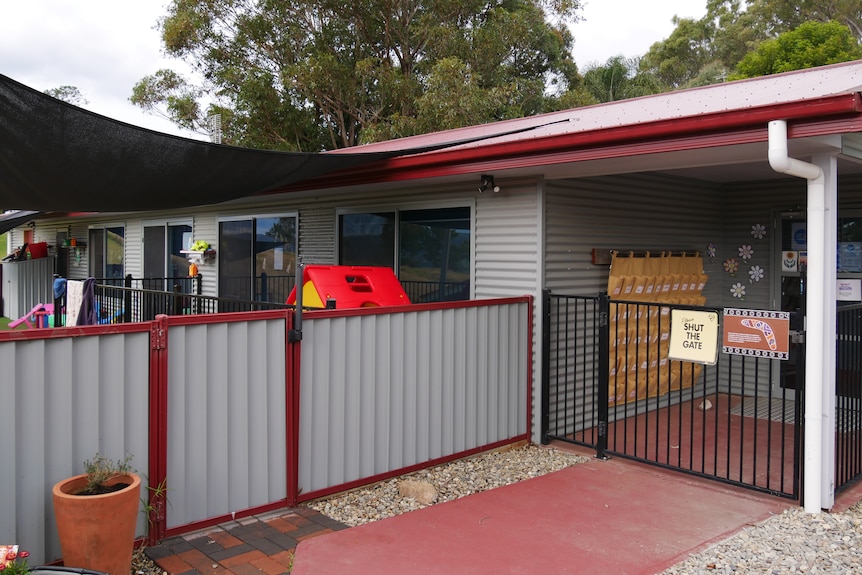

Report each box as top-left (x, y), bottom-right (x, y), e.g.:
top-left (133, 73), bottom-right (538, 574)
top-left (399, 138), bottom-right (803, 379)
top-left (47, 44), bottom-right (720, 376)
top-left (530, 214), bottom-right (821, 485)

top-left (292, 456), bottom-right (792, 575)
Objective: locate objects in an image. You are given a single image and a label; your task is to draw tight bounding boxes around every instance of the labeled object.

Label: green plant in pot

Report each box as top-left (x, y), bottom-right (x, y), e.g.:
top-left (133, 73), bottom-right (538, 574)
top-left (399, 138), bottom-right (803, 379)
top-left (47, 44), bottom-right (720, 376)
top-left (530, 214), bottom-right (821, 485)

top-left (52, 454), bottom-right (141, 575)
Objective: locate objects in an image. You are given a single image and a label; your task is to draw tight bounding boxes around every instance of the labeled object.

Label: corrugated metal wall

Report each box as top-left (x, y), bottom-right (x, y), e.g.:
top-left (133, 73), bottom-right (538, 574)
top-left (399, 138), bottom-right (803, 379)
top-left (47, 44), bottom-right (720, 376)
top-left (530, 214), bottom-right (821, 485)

top-left (164, 317), bottom-right (289, 529)
top-left (0, 257), bottom-right (54, 319)
top-left (474, 182), bottom-right (542, 299)
top-left (0, 328), bottom-right (151, 564)
top-left (544, 174), bottom-right (724, 298)
top-left (542, 174), bottom-right (725, 433)
top-left (125, 219), bottom-right (142, 284)
top-left (190, 216), bottom-right (218, 295)
top-left (297, 300), bottom-right (530, 497)
top-left (298, 207), bottom-right (337, 264)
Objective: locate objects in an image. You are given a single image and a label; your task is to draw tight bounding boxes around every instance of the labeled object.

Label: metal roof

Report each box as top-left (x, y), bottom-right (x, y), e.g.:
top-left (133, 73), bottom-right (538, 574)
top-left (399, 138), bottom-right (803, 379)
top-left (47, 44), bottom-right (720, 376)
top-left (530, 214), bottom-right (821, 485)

top-left (286, 60), bottom-right (862, 192)
top-left (345, 59), bottom-right (862, 154)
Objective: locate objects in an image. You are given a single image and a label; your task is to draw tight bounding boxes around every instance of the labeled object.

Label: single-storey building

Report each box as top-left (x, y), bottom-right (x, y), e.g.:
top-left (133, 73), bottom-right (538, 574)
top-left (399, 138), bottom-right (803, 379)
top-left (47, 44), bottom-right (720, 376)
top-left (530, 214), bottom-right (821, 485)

top-left (3, 60), bottom-right (862, 512)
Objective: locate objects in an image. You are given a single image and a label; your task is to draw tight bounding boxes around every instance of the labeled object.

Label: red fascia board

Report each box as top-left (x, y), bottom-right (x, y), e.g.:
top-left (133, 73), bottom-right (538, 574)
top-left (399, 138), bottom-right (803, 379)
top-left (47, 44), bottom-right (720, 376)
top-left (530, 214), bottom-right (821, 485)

top-left (272, 93), bottom-right (862, 192)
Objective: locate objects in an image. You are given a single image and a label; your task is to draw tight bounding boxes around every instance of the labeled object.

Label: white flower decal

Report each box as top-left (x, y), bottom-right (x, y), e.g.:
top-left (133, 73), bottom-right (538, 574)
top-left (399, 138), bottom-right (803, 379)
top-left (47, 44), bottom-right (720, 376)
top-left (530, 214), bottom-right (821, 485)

top-left (738, 244), bottom-right (754, 261)
top-left (748, 265), bottom-right (764, 283)
top-left (751, 224), bottom-right (766, 240)
top-left (730, 283), bottom-right (746, 299)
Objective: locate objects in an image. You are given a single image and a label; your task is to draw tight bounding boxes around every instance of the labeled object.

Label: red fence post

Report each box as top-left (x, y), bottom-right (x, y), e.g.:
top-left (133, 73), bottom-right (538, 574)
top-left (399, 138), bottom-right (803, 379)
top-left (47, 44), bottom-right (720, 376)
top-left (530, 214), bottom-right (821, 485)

top-left (286, 308), bottom-right (301, 507)
top-left (148, 314), bottom-right (170, 544)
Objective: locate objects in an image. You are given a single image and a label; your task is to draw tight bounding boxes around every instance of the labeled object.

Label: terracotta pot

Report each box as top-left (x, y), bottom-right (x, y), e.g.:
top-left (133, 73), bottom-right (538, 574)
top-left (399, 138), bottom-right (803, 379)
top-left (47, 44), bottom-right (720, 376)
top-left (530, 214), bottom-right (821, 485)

top-left (52, 472), bottom-right (141, 575)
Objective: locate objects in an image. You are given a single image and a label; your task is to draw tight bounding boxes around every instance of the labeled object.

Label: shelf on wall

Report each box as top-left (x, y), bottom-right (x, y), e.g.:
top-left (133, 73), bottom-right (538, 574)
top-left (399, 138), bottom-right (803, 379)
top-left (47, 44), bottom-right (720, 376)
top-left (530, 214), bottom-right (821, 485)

top-left (180, 249), bottom-right (216, 263)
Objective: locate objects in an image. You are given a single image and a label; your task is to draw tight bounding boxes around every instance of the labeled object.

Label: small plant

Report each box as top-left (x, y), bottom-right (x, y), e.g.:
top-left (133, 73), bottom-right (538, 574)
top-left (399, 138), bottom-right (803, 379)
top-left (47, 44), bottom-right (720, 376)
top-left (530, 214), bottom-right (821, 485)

top-left (0, 546), bottom-right (30, 575)
top-left (142, 477), bottom-right (171, 537)
top-left (81, 453), bottom-right (134, 495)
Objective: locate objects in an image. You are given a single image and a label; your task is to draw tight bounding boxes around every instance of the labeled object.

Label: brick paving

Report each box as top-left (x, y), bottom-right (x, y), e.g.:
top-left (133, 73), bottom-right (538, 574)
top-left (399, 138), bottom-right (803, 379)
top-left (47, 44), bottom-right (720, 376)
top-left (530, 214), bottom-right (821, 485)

top-left (145, 507), bottom-right (348, 575)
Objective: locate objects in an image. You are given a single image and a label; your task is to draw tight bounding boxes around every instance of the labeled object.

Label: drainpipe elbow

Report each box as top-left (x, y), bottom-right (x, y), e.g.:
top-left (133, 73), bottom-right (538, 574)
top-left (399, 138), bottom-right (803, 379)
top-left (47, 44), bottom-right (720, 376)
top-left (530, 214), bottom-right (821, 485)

top-left (768, 120), bottom-right (822, 181)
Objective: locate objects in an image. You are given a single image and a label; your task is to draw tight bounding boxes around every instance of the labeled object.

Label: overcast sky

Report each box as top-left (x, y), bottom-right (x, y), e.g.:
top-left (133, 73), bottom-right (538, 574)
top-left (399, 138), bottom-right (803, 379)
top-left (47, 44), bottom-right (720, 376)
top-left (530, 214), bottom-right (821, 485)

top-left (1, 1), bottom-right (706, 139)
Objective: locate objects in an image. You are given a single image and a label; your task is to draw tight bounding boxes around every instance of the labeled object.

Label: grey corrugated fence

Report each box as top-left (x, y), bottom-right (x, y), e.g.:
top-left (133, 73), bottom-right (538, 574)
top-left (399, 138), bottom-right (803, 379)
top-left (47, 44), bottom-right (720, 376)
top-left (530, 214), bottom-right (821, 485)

top-left (0, 296), bottom-right (532, 564)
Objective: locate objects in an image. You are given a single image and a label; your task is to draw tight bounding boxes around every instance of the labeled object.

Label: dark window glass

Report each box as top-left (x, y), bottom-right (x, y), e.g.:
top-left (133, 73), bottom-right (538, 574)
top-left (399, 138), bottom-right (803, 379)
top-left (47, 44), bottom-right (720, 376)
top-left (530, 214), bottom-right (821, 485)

top-left (219, 217), bottom-right (297, 302)
top-left (338, 208), bottom-right (471, 302)
top-left (255, 217), bottom-right (297, 303)
top-left (105, 227), bottom-right (125, 280)
top-left (89, 228), bottom-right (105, 277)
top-left (399, 208), bottom-right (470, 302)
top-left (219, 220), bottom-right (254, 301)
top-left (339, 212), bottom-right (395, 268)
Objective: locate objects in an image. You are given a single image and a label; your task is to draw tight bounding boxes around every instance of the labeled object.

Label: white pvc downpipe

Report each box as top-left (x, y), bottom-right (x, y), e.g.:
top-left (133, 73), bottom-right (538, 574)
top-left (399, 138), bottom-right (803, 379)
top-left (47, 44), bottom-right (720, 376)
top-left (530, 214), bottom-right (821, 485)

top-left (768, 120), bottom-right (824, 513)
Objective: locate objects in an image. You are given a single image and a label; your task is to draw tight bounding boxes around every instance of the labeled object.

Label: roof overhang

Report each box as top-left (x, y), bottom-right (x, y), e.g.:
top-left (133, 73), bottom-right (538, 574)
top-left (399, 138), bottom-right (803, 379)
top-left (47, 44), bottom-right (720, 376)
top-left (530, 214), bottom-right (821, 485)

top-left (0, 210), bottom-right (42, 235)
top-left (267, 93), bottom-right (862, 193)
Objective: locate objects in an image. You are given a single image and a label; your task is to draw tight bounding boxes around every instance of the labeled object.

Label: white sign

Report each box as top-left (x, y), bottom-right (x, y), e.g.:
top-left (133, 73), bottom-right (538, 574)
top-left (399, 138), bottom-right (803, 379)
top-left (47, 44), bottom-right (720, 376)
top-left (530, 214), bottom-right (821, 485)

top-left (668, 309), bottom-right (720, 365)
top-left (838, 279), bottom-right (862, 302)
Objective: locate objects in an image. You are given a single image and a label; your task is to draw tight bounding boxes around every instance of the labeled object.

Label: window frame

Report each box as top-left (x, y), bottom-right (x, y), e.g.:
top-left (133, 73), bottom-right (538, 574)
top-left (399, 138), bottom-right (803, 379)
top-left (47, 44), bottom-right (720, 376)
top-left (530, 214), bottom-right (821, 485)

top-left (217, 211), bottom-right (299, 303)
top-left (336, 200), bottom-right (475, 300)
top-left (87, 222), bottom-right (126, 280)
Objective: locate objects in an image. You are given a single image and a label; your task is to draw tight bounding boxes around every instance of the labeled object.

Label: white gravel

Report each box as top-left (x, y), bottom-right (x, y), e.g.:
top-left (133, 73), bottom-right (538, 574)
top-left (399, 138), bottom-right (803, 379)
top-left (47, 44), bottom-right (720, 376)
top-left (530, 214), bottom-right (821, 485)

top-left (308, 444), bottom-right (862, 574)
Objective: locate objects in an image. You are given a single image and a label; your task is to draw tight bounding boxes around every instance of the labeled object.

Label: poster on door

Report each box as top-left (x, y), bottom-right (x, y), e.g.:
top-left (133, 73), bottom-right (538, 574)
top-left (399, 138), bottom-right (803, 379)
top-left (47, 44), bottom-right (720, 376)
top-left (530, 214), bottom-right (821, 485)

top-left (722, 308), bottom-right (790, 360)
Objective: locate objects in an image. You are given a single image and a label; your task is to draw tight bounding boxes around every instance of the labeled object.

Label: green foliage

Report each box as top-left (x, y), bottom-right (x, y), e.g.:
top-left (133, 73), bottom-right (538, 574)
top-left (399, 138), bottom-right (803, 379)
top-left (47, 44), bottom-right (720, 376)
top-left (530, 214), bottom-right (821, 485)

top-left (640, 16), bottom-right (717, 89)
top-left (730, 20), bottom-right (862, 79)
top-left (131, 0), bottom-right (584, 150)
top-left (640, 0), bottom-right (862, 89)
top-left (82, 453), bottom-right (134, 494)
top-left (44, 86), bottom-right (89, 106)
top-left (581, 56), bottom-right (666, 103)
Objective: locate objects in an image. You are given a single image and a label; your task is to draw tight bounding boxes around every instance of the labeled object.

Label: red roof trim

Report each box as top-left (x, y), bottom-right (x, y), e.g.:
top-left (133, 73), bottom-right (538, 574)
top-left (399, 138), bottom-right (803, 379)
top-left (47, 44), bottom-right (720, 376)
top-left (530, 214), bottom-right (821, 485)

top-left (270, 93), bottom-right (862, 192)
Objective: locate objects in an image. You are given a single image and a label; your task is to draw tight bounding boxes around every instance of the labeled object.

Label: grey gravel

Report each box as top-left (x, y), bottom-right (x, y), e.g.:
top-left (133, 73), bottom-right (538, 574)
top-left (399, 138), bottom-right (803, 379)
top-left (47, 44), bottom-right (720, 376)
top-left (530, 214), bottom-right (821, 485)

top-left (658, 502), bottom-right (862, 575)
top-left (132, 547), bottom-right (165, 575)
top-left (307, 443), bottom-right (589, 526)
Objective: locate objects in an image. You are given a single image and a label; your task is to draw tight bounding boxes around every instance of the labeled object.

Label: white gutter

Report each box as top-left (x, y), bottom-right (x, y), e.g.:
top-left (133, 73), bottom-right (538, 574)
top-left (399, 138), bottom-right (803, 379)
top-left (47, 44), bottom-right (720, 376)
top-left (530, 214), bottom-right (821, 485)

top-left (768, 120), bottom-right (824, 513)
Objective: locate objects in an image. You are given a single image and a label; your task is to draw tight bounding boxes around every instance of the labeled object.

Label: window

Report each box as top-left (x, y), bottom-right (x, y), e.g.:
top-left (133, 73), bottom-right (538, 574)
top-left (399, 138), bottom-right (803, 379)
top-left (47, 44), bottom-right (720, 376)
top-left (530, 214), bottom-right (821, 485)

top-left (89, 226), bottom-right (125, 281)
top-left (339, 206), bottom-right (471, 302)
top-left (339, 212), bottom-right (395, 268)
top-left (219, 215), bottom-right (297, 303)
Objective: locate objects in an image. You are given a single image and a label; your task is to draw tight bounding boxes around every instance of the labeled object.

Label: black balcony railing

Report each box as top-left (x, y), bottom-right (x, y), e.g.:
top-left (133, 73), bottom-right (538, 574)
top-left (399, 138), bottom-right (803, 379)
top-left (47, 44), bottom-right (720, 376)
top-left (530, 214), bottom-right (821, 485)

top-left (399, 280), bottom-right (469, 303)
top-left (48, 274), bottom-right (470, 326)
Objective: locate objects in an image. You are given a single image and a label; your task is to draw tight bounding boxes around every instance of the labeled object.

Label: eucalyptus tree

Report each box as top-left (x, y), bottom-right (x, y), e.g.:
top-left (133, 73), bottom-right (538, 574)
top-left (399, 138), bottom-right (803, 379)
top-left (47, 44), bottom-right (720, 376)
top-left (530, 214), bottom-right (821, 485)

top-left (45, 85), bottom-right (89, 106)
top-left (639, 0), bottom-right (862, 90)
top-left (130, 0), bottom-right (583, 151)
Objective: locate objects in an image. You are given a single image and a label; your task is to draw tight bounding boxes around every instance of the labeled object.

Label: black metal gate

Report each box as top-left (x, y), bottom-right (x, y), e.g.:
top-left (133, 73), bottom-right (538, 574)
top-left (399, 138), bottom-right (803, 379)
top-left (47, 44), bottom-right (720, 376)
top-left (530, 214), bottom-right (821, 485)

top-left (541, 291), bottom-right (802, 499)
top-left (836, 303), bottom-right (862, 493)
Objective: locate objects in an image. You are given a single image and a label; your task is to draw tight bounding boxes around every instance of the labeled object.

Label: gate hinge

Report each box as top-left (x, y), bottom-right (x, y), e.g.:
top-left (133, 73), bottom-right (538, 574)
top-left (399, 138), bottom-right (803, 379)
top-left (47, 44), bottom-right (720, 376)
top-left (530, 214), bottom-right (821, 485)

top-left (151, 322), bottom-right (167, 350)
top-left (598, 421), bottom-right (607, 437)
top-left (599, 312), bottom-right (609, 328)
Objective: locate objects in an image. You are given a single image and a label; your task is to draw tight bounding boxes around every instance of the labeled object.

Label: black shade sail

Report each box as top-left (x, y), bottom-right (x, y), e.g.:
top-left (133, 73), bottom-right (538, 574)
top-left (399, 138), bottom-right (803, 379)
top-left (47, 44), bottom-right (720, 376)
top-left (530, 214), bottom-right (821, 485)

top-left (0, 74), bottom-right (412, 212)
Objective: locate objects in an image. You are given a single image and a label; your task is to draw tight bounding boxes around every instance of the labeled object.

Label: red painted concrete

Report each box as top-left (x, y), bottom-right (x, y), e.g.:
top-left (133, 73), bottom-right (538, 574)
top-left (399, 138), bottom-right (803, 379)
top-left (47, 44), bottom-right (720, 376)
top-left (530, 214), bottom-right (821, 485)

top-left (292, 456), bottom-right (790, 575)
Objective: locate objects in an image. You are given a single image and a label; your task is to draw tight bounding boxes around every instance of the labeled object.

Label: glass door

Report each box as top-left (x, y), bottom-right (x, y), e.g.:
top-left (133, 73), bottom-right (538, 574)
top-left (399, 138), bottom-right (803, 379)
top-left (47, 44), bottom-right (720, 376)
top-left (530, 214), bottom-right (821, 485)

top-left (143, 223), bottom-right (192, 290)
top-left (218, 215), bottom-right (297, 304)
top-left (775, 213), bottom-right (806, 398)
